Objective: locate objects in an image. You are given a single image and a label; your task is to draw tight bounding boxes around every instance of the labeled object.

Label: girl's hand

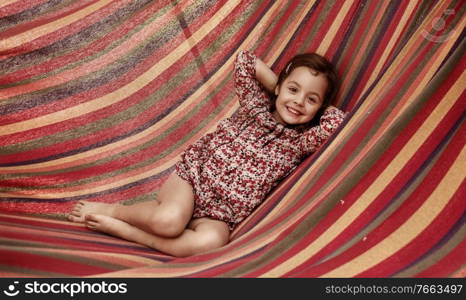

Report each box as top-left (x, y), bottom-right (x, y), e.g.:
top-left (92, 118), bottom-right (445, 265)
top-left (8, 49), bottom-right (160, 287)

top-left (324, 105), bottom-right (338, 112)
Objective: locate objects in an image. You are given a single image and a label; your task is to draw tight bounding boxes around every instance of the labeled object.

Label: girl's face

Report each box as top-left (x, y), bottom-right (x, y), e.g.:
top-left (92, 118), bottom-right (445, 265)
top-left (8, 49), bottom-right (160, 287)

top-left (272, 66), bottom-right (328, 126)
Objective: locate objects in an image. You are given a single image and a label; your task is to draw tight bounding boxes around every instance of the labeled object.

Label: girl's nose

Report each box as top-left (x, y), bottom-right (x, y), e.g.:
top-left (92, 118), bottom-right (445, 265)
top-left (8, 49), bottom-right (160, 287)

top-left (294, 95), bottom-right (305, 106)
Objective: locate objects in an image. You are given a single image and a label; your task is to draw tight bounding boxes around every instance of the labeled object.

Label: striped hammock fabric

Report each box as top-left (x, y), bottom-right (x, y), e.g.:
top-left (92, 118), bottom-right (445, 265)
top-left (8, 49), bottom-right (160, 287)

top-left (0, 0), bottom-right (464, 277)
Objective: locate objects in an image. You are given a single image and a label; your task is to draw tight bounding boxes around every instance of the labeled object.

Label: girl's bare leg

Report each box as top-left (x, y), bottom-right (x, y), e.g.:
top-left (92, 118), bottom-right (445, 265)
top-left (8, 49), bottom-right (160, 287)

top-left (85, 214), bottom-right (230, 257)
top-left (68, 172), bottom-right (194, 237)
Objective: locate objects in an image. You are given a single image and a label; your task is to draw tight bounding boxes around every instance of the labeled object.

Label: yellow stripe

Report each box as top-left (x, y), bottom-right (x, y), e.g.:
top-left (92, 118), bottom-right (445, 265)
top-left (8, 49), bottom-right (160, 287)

top-left (334, 1), bottom-right (464, 156)
top-left (344, 1), bottom-right (447, 115)
top-left (0, 0), bottom-right (22, 9)
top-left (263, 0), bottom-right (317, 63)
top-left (377, 10), bottom-right (466, 133)
top-left (260, 71), bottom-right (464, 277)
top-left (0, 0), bottom-right (283, 175)
top-left (0, 1), bottom-right (240, 137)
top-left (251, 1), bottom-right (364, 226)
top-left (0, 244), bottom-right (160, 266)
top-left (316, 0), bottom-right (353, 54)
top-left (255, 14), bottom-right (465, 247)
top-left (0, 1), bottom-right (309, 175)
top-left (360, 0), bottom-right (419, 96)
top-left (0, 1), bottom-right (304, 199)
top-left (0, 1), bottom-right (282, 200)
top-left (2, 3), bottom-right (317, 277)
top-left (0, 0), bottom-right (113, 51)
top-left (323, 145), bottom-right (466, 277)
top-left (0, 212), bottom-right (72, 224)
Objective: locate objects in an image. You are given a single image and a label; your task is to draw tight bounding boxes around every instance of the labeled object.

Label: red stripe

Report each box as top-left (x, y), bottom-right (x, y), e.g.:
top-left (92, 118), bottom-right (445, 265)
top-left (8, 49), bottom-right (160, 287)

top-left (0, 201), bottom-right (75, 215)
top-left (283, 64), bottom-right (465, 276)
top-left (346, 1), bottom-right (410, 105)
top-left (356, 181), bottom-right (465, 277)
top-left (0, 174), bottom-right (163, 214)
top-left (0, 227), bottom-right (166, 258)
top-left (306, 0), bottom-right (347, 53)
top-left (415, 239), bottom-right (466, 277)
top-left (0, 0), bottom-right (167, 84)
top-left (326, 1), bottom-right (362, 59)
top-left (288, 110), bottom-right (466, 277)
top-left (254, 1), bottom-right (303, 59)
top-left (185, 244), bottom-right (268, 277)
top-left (0, 249), bottom-right (112, 275)
top-left (0, 0), bottom-right (50, 18)
top-left (337, 0), bottom-right (379, 83)
top-left (0, 32), bottom-right (195, 144)
top-left (0, 214), bottom-right (90, 232)
top-left (0, 1), bottom-right (229, 141)
top-left (243, 42), bottom-right (463, 276)
top-left (0, 0), bottom-right (127, 59)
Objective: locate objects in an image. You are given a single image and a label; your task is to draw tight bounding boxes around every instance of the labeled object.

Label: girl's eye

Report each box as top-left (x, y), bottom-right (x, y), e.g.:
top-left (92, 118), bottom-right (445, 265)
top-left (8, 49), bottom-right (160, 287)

top-left (288, 87), bottom-right (298, 93)
top-left (307, 97), bottom-right (317, 103)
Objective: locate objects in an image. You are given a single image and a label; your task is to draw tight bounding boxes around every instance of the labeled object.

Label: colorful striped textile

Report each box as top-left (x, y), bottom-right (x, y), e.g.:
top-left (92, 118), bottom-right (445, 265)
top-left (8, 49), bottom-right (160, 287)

top-left (0, 0), bottom-right (464, 277)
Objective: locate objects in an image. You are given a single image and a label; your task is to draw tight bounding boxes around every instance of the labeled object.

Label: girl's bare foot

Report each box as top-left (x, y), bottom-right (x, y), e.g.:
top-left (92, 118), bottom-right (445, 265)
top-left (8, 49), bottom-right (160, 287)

top-left (68, 200), bottom-right (119, 223)
top-left (85, 214), bottom-right (131, 238)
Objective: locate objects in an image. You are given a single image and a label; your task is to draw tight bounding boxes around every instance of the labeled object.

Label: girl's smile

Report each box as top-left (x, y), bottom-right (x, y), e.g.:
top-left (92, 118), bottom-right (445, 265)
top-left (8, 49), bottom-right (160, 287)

top-left (272, 66), bottom-right (328, 126)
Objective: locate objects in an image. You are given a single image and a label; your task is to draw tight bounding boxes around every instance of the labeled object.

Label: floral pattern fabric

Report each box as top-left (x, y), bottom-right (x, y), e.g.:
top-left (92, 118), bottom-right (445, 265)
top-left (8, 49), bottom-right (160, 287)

top-left (175, 50), bottom-right (346, 230)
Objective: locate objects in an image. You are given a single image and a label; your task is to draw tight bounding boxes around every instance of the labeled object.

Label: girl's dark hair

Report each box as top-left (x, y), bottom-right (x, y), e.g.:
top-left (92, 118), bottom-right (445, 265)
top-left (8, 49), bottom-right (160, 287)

top-left (276, 53), bottom-right (339, 125)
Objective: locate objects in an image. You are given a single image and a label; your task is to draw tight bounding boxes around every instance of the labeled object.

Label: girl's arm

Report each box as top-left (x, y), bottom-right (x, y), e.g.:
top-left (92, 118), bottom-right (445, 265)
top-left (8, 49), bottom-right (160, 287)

top-left (299, 107), bottom-right (347, 155)
top-left (255, 58), bottom-right (277, 93)
top-left (234, 50), bottom-right (274, 109)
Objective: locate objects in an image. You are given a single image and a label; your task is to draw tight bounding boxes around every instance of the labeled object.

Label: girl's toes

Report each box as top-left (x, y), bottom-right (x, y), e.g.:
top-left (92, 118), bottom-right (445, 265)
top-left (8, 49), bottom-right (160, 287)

top-left (86, 222), bottom-right (97, 230)
top-left (72, 208), bottom-right (81, 215)
top-left (85, 214), bottom-right (98, 222)
top-left (68, 214), bottom-right (80, 222)
top-left (85, 214), bottom-right (99, 229)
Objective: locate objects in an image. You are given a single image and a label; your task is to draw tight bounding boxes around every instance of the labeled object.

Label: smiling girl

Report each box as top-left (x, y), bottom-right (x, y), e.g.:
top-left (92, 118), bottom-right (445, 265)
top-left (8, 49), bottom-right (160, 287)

top-left (68, 50), bottom-right (346, 257)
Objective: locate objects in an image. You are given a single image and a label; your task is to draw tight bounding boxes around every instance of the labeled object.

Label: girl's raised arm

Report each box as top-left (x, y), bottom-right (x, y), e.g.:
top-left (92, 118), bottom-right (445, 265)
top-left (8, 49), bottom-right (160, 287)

top-left (255, 57), bottom-right (277, 93)
top-left (298, 107), bottom-right (347, 154)
top-left (234, 50), bottom-right (274, 109)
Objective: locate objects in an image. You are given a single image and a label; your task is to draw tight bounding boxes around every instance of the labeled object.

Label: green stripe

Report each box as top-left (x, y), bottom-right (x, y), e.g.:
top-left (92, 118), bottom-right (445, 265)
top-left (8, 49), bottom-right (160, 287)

top-left (321, 115), bottom-right (462, 264)
top-left (0, 0), bottom-right (78, 33)
top-left (297, 0), bottom-right (334, 53)
top-left (394, 224), bottom-right (466, 277)
top-left (0, 72), bottom-right (234, 191)
top-left (0, 2), bottom-right (224, 155)
top-left (0, 0), bottom-right (155, 80)
top-left (222, 12), bottom-right (466, 277)
top-left (337, 0), bottom-right (373, 84)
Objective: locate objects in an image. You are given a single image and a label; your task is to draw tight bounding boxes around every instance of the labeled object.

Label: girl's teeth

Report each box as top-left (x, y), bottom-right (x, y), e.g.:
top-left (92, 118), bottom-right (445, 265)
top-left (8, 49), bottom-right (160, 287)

top-left (288, 107), bottom-right (300, 115)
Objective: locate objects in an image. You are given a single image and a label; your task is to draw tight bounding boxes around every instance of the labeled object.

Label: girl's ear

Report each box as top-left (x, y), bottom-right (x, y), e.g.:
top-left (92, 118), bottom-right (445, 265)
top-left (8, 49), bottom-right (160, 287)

top-left (274, 85), bottom-right (280, 96)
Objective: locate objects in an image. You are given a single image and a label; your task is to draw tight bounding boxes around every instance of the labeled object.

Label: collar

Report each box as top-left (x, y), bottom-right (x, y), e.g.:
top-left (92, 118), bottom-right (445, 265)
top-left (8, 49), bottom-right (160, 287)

top-left (251, 107), bottom-right (309, 138)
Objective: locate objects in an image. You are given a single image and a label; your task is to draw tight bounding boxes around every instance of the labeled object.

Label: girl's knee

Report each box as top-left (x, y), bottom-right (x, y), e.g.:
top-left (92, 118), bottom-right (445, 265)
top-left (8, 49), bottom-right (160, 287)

top-left (203, 229), bottom-right (229, 249)
top-left (148, 209), bottom-right (187, 237)
top-left (191, 223), bottom-right (229, 254)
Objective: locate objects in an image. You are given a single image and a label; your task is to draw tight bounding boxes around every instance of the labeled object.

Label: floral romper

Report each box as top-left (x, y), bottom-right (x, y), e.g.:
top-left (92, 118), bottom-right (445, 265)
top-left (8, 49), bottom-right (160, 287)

top-left (175, 50), bottom-right (346, 230)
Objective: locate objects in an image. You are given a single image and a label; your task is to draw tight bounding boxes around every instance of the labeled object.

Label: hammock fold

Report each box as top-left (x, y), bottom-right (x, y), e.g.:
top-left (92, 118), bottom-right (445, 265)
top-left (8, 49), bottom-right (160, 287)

top-left (0, 0), bottom-right (465, 277)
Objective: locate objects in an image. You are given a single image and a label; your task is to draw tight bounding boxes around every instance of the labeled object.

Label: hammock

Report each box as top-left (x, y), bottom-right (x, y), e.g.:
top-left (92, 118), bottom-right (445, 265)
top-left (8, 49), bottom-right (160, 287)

top-left (0, 0), bottom-right (464, 277)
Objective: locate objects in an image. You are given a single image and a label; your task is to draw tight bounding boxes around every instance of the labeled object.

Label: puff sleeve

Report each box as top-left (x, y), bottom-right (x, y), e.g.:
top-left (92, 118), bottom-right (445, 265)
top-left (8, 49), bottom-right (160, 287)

top-left (234, 50), bottom-right (270, 110)
top-left (300, 107), bottom-right (347, 154)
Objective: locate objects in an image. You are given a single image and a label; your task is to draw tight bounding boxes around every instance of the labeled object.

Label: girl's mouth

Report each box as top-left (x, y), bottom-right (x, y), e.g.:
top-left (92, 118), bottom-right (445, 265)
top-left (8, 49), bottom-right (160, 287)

top-left (286, 106), bottom-right (302, 116)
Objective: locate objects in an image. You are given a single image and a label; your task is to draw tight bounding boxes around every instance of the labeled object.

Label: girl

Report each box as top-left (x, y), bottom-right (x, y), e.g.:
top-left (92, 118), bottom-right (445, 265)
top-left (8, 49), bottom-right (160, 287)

top-left (68, 50), bottom-right (346, 257)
